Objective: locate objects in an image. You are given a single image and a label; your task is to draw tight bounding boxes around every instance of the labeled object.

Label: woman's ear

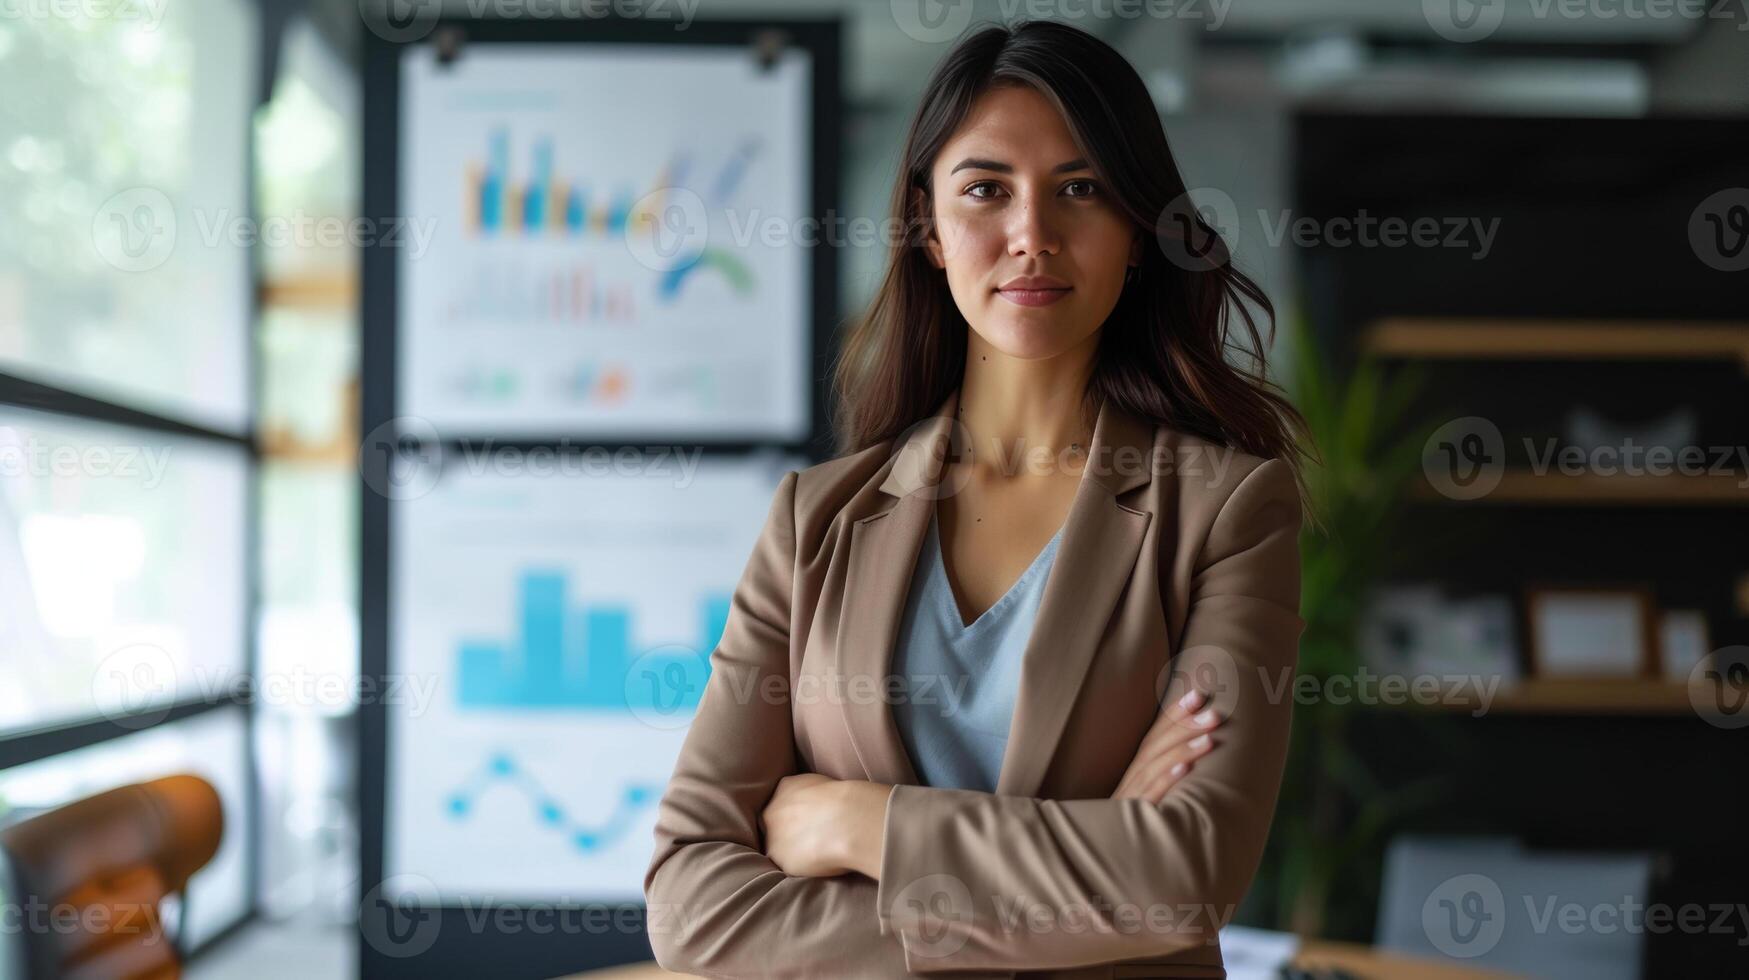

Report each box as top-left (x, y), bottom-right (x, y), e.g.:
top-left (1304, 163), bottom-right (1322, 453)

top-left (1129, 229), bottom-right (1144, 269)
top-left (911, 186), bottom-right (945, 270)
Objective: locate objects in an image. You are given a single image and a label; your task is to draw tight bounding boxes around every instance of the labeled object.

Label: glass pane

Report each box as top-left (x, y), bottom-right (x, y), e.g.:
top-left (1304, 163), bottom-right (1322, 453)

top-left (0, 0), bottom-right (256, 432)
top-left (0, 407), bottom-right (247, 735)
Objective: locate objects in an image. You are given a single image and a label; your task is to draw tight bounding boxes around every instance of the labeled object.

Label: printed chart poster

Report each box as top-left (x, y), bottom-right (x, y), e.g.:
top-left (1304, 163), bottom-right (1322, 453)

top-left (385, 452), bottom-right (802, 900)
top-left (398, 44), bottom-right (813, 439)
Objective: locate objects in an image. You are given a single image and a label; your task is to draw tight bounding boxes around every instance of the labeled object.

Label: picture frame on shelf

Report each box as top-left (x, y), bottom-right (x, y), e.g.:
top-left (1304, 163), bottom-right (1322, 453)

top-left (1358, 584), bottom-right (1520, 688)
top-left (1523, 585), bottom-right (1658, 679)
top-left (1657, 610), bottom-right (1711, 682)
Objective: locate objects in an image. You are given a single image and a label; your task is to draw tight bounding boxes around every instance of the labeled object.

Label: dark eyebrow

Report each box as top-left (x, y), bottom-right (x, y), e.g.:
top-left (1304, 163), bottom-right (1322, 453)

top-left (948, 157), bottom-right (1091, 176)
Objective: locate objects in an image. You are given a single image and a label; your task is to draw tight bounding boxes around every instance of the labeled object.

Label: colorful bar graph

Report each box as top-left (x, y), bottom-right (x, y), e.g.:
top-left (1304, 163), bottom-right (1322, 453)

top-left (443, 259), bottom-right (639, 324)
top-left (466, 126), bottom-right (663, 240)
top-left (457, 569), bottom-right (730, 711)
top-left (462, 128), bottom-right (760, 242)
top-left (455, 127), bottom-right (765, 304)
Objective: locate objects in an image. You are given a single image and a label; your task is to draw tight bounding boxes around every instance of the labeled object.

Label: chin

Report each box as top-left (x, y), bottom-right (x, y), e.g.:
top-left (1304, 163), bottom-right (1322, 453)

top-left (978, 314), bottom-right (1087, 360)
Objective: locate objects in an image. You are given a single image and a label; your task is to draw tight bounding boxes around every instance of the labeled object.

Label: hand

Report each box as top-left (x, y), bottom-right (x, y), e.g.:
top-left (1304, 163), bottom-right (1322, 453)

top-left (760, 773), bottom-right (890, 879)
top-left (1111, 686), bottom-right (1222, 804)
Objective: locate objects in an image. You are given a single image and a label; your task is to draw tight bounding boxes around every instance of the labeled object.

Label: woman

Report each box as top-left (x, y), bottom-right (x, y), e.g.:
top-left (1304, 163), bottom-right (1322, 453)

top-left (645, 19), bottom-right (1313, 978)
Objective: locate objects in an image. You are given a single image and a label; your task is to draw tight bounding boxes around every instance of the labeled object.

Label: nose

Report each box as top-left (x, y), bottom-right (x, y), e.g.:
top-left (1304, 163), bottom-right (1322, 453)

top-left (1007, 192), bottom-right (1061, 258)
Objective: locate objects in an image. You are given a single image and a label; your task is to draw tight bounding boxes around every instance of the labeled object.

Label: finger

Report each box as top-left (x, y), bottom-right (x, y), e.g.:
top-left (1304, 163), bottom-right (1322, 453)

top-left (1161, 731), bottom-right (1217, 770)
top-left (1112, 777), bottom-right (1153, 802)
top-left (1133, 707), bottom-right (1223, 768)
top-left (1160, 686), bottom-right (1208, 727)
top-left (1141, 760), bottom-right (1191, 803)
top-left (1142, 734), bottom-right (1219, 801)
top-left (1111, 771), bottom-right (1142, 799)
top-left (1116, 713), bottom-right (1218, 796)
top-left (1137, 733), bottom-right (1217, 799)
top-left (1145, 693), bottom-right (1223, 746)
top-left (1114, 698), bottom-right (1222, 799)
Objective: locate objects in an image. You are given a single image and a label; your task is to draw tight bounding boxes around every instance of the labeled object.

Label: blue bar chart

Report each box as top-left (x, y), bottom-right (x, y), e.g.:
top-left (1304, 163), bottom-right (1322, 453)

top-left (456, 569), bottom-right (729, 711)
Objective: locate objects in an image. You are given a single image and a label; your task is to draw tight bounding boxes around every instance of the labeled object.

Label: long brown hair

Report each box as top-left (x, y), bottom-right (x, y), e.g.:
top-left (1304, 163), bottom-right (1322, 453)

top-left (830, 20), bottom-right (1316, 510)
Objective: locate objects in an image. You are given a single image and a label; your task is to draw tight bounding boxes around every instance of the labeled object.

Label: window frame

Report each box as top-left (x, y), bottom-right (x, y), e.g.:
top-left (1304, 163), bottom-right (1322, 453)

top-left (0, 0), bottom-right (269, 959)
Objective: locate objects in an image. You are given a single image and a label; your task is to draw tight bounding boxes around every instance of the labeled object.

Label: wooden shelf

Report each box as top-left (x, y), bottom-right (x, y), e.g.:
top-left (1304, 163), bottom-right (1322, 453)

top-left (1418, 679), bottom-right (1698, 716)
top-left (259, 427), bottom-right (354, 466)
top-left (1295, 939), bottom-right (1527, 980)
top-left (1413, 470), bottom-right (1748, 505)
top-left (259, 272), bottom-right (358, 310)
top-left (1364, 318), bottom-right (1749, 372)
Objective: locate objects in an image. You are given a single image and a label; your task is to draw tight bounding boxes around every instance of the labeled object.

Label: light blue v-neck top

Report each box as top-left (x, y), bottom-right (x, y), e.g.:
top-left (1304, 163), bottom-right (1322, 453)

top-left (889, 508), bottom-right (1066, 793)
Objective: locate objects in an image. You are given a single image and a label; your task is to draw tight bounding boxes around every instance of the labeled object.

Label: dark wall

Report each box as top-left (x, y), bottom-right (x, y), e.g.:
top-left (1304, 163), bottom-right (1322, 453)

top-left (1293, 112), bottom-right (1749, 977)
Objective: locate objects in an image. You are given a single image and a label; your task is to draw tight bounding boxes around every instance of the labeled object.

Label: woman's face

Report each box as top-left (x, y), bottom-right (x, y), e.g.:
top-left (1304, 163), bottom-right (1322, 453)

top-left (923, 83), bottom-right (1140, 360)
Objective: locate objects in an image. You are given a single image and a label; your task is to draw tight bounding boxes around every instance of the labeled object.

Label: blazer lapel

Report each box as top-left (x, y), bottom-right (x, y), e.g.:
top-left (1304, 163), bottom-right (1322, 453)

top-left (834, 386), bottom-right (1155, 796)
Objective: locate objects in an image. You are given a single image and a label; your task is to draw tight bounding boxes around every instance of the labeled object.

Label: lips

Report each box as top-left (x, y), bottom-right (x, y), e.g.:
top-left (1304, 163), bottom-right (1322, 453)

top-left (996, 287), bottom-right (1070, 307)
top-left (995, 275), bottom-right (1072, 307)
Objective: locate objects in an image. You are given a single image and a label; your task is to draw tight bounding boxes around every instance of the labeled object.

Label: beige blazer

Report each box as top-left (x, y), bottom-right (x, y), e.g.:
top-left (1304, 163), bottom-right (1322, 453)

top-left (644, 386), bottom-right (1306, 978)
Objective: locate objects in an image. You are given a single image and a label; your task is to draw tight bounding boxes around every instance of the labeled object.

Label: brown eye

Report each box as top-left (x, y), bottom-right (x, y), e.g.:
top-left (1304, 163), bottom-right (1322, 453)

top-left (1064, 179), bottom-right (1099, 198)
top-left (966, 181), bottom-right (1002, 200)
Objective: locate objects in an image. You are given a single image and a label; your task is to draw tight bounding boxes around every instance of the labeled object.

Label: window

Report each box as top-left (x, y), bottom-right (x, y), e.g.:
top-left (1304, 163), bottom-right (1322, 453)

top-left (0, 0), bottom-right (255, 433)
top-left (0, 407), bottom-right (247, 737)
top-left (0, 0), bottom-right (260, 959)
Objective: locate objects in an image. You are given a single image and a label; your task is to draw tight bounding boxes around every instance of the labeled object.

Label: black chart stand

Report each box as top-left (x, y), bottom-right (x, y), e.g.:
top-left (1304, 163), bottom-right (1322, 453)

top-left (359, 15), bottom-right (841, 980)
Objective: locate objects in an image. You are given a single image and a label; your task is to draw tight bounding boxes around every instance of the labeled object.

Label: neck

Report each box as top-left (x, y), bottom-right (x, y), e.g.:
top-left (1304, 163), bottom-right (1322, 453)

top-left (954, 331), bottom-right (1098, 478)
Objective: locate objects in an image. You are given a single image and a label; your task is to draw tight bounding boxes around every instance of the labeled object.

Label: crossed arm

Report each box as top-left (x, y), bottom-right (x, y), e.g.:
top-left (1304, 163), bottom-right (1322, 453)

top-left (643, 460), bottom-right (1305, 977)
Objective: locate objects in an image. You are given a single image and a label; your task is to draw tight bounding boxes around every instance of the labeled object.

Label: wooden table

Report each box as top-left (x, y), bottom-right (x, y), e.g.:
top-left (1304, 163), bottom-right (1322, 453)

top-left (566, 941), bottom-right (1524, 979)
top-left (1293, 939), bottom-right (1523, 978)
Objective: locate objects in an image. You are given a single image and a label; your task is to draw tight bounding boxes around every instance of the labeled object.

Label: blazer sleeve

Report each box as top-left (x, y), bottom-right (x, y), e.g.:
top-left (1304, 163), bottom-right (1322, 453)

top-left (872, 457), bottom-right (1306, 974)
top-left (643, 470), bottom-right (1009, 979)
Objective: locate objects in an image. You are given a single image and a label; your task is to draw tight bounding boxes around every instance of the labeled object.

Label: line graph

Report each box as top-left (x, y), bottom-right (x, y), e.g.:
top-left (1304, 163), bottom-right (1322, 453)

top-left (445, 750), bottom-right (662, 854)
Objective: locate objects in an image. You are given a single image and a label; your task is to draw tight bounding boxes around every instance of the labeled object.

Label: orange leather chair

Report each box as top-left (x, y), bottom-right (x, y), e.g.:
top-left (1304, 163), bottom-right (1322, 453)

top-left (0, 774), bottom-right (224, 980)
